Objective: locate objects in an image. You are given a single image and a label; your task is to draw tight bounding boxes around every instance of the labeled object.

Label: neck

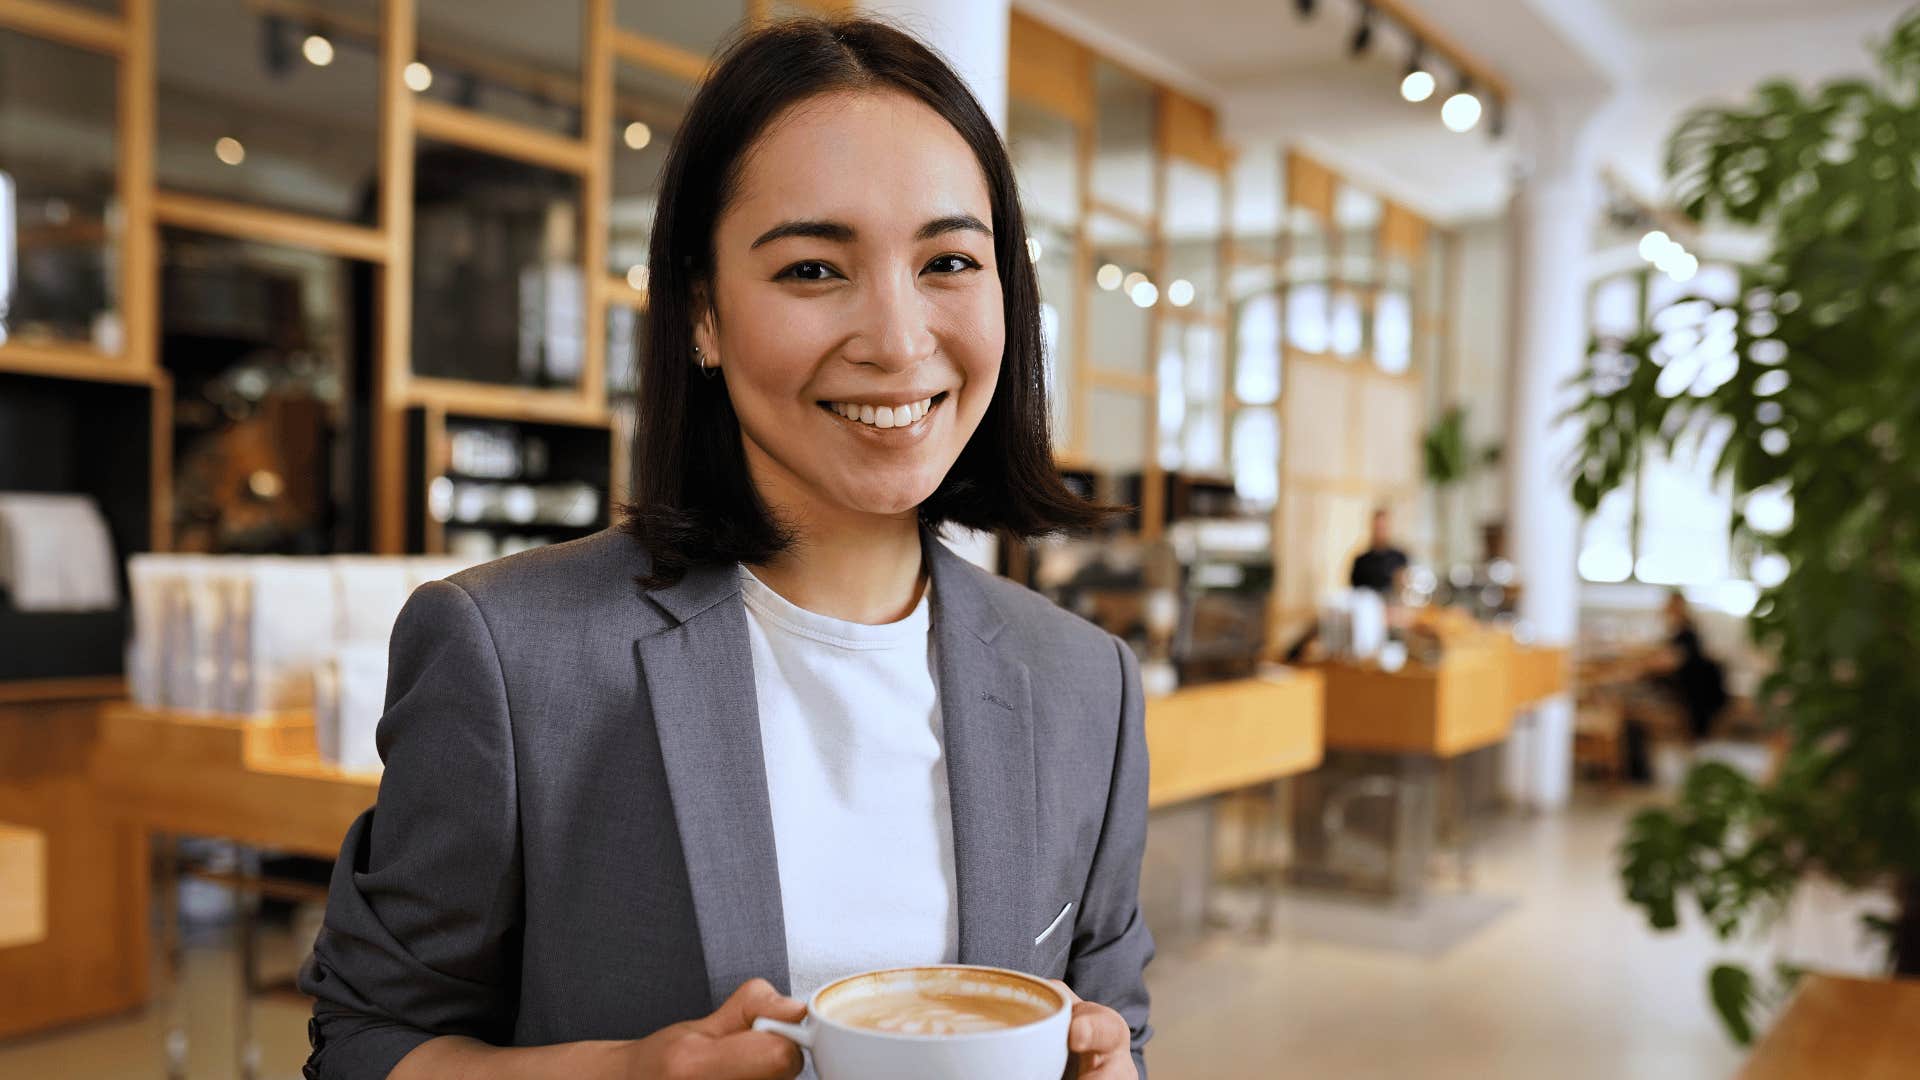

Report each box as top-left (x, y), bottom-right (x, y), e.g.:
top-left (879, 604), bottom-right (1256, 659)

top-left (751, 515), bottom-right (926, 624)
top-left (742, 446), bottom-right (928, 625)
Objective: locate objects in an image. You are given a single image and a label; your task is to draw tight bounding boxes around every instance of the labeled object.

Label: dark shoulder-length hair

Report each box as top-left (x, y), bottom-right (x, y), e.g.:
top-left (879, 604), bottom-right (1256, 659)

top-left (623, 15), bottom-right (1108, 586)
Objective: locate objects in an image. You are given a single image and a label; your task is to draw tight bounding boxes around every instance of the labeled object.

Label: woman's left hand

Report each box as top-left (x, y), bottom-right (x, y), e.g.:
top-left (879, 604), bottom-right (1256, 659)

top-left (1048, 981), bottom-right (1138, 1080)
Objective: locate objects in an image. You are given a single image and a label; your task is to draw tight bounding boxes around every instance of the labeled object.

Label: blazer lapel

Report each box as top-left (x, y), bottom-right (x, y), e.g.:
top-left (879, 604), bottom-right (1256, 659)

top-left (925, 531), bottom-right (1040, 970)
top-left (636, 562), bottom-right (791, 1005)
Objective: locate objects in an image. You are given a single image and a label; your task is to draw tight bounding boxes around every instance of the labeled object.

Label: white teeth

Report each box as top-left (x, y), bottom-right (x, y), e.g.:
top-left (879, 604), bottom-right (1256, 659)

top-left (830, 396), bottom-right (937, 427)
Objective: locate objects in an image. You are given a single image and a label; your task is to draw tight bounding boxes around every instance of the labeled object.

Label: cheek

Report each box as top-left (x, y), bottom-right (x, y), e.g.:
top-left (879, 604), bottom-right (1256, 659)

top-left (943, 283), bottom-right (1006, 396)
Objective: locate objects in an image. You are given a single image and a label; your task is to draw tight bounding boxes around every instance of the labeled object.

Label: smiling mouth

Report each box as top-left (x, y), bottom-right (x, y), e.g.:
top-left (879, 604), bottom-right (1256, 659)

top-left (818, 391), bottom-right (949, 430)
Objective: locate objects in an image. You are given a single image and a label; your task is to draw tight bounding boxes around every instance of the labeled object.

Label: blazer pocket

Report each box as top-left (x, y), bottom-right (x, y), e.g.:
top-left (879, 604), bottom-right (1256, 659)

top-left (1033, 901), bottom-right (1074, 974)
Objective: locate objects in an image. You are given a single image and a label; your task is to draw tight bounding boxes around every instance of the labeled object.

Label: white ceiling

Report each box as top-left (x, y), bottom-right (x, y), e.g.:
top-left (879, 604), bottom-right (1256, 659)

top-left (1017, 0), bottom-right (1907, 225)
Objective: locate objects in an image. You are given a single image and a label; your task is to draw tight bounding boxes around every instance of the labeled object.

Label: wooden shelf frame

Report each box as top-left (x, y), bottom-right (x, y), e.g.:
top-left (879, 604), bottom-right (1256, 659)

top-left (153, 191), bottom-right (389, 263)
top-left (413, 99), bottom-right (595, 175)
top-left (0, 0), bottom-right (125, 54)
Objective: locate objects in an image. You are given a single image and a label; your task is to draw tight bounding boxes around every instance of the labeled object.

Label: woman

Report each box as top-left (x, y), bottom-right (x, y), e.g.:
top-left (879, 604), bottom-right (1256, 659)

top-left (300, 16), bottom-right (1152, 1080)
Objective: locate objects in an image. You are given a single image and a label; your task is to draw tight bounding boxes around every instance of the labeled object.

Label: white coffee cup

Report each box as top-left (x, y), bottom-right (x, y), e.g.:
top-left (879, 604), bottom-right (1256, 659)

top-left (752, 964), bottom-right (1070, 1080)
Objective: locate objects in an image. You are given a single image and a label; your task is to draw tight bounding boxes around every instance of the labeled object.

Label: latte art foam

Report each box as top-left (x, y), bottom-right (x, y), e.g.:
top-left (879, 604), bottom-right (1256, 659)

top-left (830, 990), bottom-right (1055, 1035)
top-left (814, 966), bottom-right (1064, 1039)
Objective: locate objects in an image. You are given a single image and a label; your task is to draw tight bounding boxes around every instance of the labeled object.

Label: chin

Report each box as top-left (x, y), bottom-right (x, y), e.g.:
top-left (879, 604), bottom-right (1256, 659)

top-left (829, 473), bottom-right (943, 519)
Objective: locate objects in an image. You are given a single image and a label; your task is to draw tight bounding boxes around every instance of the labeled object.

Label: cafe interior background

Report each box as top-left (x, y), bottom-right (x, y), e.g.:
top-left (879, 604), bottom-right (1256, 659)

top-left (1, 0), bottom-right (1915, 1075)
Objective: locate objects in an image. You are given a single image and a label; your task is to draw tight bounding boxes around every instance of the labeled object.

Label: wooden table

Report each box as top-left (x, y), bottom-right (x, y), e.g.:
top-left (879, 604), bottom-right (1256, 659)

top-left (1145, 670), bottom-right (1324, 809)
top-left (88, 705), bottom-right (377, 1079)
top-left (0, 823), bottom-right (46, 949)
top-left (1741, 974), bottom-right (1920, 1079)
top-left (91, 704), bottom-right (378, 859)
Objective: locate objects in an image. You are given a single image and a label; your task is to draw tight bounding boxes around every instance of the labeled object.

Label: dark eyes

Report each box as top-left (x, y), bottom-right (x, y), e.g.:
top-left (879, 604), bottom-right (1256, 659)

top-left (775, 254), bottom-right (981, 282)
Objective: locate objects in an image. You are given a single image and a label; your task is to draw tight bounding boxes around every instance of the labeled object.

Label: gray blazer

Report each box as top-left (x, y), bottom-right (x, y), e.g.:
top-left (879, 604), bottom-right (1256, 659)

top-left (299, 527), bottom-right (1153, 1078)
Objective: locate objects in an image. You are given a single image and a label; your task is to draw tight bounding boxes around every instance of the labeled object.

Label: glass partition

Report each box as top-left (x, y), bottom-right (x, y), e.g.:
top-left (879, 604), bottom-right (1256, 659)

top-left (1008, 99), bottom-right (1083, 452)
top-left (0, 28), bottom-right (120, 349)
top-left (155, 0), bottom-right (381, 222)
top-left (418, 0), bottom-right (584, 136)
top-left (1162, 158), bottom-right (1222, 319)
top-left (1282, 206), bottom-right (1331, 354)
top-left (1090, 60), bottom-right (1154, 218)
top-left (1087, 212), bottom-right (1153, 375)
top-left (608, 59), bottom-right (697, 277)
top-left (411, 141), bottom-right (584, 388)
top-left (614, 0), bottom-right (748, 56)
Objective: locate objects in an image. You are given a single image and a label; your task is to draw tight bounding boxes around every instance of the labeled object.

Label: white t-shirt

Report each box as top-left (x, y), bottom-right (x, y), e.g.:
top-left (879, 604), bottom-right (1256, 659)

top-left (739, 567), bottom-right (959, 1004)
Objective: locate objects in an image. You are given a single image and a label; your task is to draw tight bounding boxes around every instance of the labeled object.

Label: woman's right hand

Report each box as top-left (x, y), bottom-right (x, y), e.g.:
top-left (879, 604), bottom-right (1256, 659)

top-left (617, 978), bottom-right (807, 1080)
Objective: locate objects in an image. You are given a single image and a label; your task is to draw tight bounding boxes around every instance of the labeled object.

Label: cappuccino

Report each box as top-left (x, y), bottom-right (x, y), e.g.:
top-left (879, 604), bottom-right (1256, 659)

top-left (818, 968), bottom-right (1062, 1036)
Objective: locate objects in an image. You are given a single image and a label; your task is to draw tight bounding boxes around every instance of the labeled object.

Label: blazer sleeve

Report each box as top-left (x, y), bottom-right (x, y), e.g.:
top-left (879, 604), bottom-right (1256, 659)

top-left (297, 579), bottom-right (524, 1079)
top-left (1067, 635), bottom-right (1156, 1077)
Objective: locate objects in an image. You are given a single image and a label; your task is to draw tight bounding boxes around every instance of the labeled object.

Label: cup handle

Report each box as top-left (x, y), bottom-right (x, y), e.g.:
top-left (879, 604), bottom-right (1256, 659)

top-left (752, 1015), bottom-right (814, 1049)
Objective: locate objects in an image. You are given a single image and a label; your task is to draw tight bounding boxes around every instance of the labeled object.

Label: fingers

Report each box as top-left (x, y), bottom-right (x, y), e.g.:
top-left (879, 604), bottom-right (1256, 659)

top-left (696, 1030), bottom-right (807, 1080)
top-left (1067, 1001), bottom-right (1130, 1056)
top-left (696, 978), bottom-right (806, 1036)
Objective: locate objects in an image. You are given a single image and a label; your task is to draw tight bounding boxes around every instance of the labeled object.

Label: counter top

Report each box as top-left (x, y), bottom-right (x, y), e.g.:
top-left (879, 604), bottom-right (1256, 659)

top-left (1145, 671), bottom-right (1325, 808)
top-left (1740, 974), bottom-right (1920, 1079)
top-left (90, 705), bottom-right (376, 858)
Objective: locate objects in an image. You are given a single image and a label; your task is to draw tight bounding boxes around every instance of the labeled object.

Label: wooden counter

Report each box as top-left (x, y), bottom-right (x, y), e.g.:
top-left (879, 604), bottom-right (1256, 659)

top-left (1314, 644), bottom-right (1513, 757)
top-left (0, 682), bottom-right (148, 1039)
top-left (1145, 671), bottom-right (1324, 809)
top-left (1506, 642), bottom-right (1572, 712)
top-left (1740, 974), bottom-right (1920, 1079)
top-left (92, 705), bottom-right (378, 860)
top-left (0, 823), bottom-right (46, 949)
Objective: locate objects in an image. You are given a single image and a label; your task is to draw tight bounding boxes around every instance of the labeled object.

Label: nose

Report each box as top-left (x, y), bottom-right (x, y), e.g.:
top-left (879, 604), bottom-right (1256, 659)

top-left (843, 266), bottom-right (936, 373)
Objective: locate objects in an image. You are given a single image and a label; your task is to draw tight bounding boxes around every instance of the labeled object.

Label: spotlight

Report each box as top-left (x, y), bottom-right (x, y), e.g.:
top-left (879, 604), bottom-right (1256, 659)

top-left (1349, 4), bottom-right (1374, 55)
top-left (1129, 280), bottom-right (1159, 308)
top-left (1026, 236), bottom-right (1044, 263)
top-left (623, 121), bottom-right (652, 150)
top-left (1442, 81), bottom-right (1482, 134)
top-left (1401, 69), bottom-right (1435, 103)
top-left (403, 61), bottom-right (433, 92)
top-left (215, 136), bottom-right (246, 166)
top-left (301, 32), bottom-right (334, 67)
top-left (1096, 264), bottom-right (1123, 291)
top-left (1168, 279), bottom-right (1195, 307)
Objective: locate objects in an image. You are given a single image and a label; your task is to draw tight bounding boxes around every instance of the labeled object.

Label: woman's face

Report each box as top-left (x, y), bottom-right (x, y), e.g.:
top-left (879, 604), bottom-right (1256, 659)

top-left (697, 89), bottom-right (1004, 530)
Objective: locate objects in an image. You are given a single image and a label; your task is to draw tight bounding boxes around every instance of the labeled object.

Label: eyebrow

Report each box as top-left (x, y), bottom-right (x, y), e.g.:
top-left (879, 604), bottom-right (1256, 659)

top-left (748, 214), bottom-right (993, 249)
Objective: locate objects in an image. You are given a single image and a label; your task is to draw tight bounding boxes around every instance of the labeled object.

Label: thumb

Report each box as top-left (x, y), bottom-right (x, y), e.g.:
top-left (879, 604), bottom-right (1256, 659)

top-left (696, 978), bottom-right (806, 1036)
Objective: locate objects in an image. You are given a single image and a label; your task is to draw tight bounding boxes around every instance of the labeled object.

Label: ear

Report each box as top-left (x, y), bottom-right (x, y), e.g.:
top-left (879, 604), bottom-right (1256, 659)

top-left (691, 283), bottom-right (720, 371)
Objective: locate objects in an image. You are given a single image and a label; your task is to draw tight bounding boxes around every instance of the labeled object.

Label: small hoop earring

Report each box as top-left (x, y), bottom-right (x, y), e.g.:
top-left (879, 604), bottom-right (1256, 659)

top-left (693, 345), bottom-right (718, 379)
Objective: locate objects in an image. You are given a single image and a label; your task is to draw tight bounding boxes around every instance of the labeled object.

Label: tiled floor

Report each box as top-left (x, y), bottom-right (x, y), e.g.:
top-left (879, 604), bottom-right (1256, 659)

top-left (0, 791), bottom-right (1877, 1078)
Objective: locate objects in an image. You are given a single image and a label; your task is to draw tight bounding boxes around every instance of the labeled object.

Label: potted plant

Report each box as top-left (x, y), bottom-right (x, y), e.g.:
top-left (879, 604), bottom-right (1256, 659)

top-left (1566, 10), bottom-right (1920, 1043)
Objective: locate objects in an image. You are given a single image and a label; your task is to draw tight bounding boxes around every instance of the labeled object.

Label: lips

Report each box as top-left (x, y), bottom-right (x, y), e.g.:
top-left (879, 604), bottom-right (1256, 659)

top-left (820, 392), bottom-right (948, 430)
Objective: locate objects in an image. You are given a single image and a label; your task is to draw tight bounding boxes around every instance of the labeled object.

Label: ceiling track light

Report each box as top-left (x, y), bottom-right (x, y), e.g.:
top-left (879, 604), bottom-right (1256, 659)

top-left (261, 14), bottom-right (293, 78)
top-left (1350, 3), bottom-right (1374, 56)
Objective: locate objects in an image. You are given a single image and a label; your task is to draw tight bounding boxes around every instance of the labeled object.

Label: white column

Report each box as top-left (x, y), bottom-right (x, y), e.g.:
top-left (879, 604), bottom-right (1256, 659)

top-left (1502, 97), bottom-right (1603, 810)
top-left (856, 0), bottom-right (1011, 131)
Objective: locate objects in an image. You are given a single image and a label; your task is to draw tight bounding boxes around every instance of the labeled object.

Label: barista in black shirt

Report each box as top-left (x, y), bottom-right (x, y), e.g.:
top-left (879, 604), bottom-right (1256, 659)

top-left (1350, 507), bottom-right (1409, 598)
